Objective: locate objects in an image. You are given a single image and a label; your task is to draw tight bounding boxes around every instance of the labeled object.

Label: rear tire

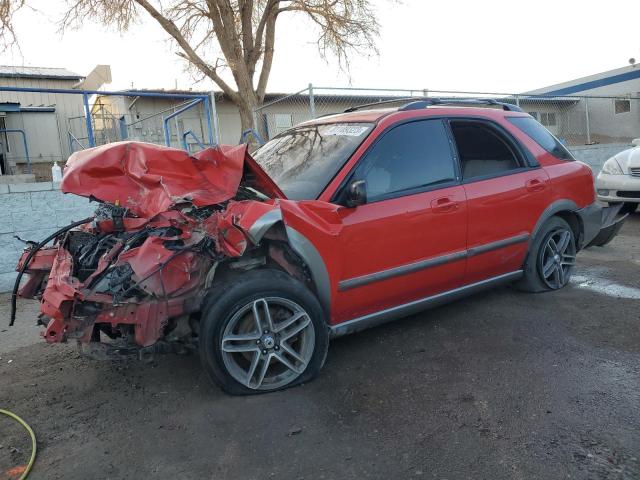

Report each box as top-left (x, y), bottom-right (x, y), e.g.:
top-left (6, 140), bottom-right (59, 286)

top-left (516, 217), bottom-right (576, 293)
top-left (199, 269), bottom-right (329, 395)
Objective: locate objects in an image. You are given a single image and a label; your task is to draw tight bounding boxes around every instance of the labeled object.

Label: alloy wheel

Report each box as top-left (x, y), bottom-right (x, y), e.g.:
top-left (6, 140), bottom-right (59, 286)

top-left (538, 228), bottom-right (576, 289)
top-left (220, 297), bottom-right (315, 390)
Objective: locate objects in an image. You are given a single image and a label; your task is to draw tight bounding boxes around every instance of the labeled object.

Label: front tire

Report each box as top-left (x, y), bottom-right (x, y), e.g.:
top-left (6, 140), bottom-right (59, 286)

top-left (199, 269), bottom-right (329, 395)
top-left (517, 217), bottom-right (577, 293)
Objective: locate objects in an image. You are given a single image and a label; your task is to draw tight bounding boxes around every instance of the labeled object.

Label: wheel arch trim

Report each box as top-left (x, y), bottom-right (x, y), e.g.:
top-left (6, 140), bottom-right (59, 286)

top-left (243, 209), bottom-right (332, 319)
top-left (530, 199), bottom-right (579, 247)
top-left (283, 226), bottom-right (332, 317)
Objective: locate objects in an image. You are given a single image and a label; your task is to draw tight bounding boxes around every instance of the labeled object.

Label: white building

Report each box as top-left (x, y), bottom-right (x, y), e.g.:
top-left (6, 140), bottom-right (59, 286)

top-left (0, 66), bottom-right (86, 179)
top-left (523, 64), bottom-right (640, 145)
top-left (0, 65), bottom-right (112, 181)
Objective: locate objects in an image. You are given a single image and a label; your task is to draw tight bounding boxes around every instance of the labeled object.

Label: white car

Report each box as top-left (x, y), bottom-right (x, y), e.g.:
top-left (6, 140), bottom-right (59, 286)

top-left (596, 141), bottom-right (640, 214)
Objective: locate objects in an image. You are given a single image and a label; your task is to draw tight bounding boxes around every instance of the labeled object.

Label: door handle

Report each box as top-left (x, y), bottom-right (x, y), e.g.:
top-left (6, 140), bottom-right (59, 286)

top-left (431, 196), bottom-right (459, 213)
top-left (525, 178), bottom-right (546, 192)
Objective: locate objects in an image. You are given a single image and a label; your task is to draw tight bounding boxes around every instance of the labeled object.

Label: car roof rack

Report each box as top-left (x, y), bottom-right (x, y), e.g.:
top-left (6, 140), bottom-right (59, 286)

top-left (343, 97), bottom-right (523, 113)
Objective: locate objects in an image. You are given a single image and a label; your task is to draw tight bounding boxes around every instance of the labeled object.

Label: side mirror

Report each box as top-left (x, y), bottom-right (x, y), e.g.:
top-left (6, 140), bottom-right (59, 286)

top-left (346, 180), bottom-right (367, 207)
top-left (632, 138), bottom-right (640, 147)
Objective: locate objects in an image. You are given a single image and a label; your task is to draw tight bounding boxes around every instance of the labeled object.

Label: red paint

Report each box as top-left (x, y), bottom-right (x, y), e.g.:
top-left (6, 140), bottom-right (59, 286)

top-left (61, 141), bottom-right (282, 218)
top-left (331, 185), bottom-right (467, 321)
top-left (18, 104), bottom-right (604, 352)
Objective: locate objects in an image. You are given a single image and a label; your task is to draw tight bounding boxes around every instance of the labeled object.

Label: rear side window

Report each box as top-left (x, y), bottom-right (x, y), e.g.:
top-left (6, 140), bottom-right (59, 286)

top-left (507, 116), bottom-right (574, 161)
top-left (450, 121), bottom-right (523, 180)
top-left (352, 120), bottom-right (456, 202)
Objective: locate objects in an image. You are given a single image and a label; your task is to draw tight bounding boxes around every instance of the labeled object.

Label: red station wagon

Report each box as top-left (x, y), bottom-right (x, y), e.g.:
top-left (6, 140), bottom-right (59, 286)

top-left (12, 98), bottom-right (626, 394)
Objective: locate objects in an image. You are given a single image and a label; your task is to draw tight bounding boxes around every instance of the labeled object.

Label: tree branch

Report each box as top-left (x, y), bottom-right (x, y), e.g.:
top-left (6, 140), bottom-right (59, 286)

top-left (135, 0), bottom-right (239, 102)
top-left (256, 6), bottom-right (277, 100)
top-left (239, 0), bottom-right (254, 59)
top-left (0, 0), bottom-right (25, 51)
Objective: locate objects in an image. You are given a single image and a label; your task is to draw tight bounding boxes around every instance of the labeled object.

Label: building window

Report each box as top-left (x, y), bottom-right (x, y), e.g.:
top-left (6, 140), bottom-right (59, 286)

top-left (527, 111), bottom-right (538, 120)
top-left (614, 99), bottom-right (631, 114)
top-left (540, 112), bottom-right (557, 127)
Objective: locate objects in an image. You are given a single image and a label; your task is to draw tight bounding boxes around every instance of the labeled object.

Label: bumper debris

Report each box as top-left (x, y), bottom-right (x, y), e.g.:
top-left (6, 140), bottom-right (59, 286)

top-left (11, 141), bottom-right (288, 358)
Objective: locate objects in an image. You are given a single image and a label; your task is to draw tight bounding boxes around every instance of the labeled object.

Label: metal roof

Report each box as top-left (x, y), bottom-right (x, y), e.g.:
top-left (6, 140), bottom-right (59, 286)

top-left (122, 88), bottom-right (208, 95)
top-left (526, 64), bottom-right (640, 96)
top-left (0, 65), bottom-right (83, 80)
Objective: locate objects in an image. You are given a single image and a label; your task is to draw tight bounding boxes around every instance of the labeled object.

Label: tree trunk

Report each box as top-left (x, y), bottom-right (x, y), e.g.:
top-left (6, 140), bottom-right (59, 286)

top-left (236, 93), bottom-right (260, 147)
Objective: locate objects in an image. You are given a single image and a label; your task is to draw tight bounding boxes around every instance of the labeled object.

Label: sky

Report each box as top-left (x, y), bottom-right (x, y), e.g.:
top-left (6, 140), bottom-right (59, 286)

top-left (1, 0), bottom-right (639, 95)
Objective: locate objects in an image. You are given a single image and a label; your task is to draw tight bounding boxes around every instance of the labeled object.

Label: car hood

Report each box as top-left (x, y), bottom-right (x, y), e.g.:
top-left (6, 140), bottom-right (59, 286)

top-left (612, 146), bottom-right (640, 173)
top-left (61, 141), bottom-right (285, 218)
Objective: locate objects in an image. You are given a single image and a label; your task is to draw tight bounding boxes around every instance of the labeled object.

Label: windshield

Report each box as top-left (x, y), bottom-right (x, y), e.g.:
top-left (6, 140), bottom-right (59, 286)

top-left (253, 122), bottom-right (374, 200)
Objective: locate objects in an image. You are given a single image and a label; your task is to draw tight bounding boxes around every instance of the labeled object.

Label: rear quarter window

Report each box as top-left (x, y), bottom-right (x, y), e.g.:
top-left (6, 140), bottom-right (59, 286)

top-left (507, 116), bottom-right (575, 161)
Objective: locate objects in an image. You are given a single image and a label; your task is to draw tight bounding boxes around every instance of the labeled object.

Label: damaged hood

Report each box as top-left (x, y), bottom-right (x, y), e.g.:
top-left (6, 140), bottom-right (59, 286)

top-left (61, 141), bottom-right (284, 218)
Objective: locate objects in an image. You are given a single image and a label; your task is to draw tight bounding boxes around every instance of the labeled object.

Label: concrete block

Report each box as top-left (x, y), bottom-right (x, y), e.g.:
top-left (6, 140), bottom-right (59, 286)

top-left (0, 249), bottom-right (20, 274)
top-left (30, 190), bottom-right (65, 210)
top-left (8, 182), bottom-right (53, 193)
top-left (29, 189), bottom-right (92, 210)
top-left (56, 206), bottom-right (95, 227)
top-left (0, 271), bottom-right (17, 293)
top-left (61, 193), bottom-right (93, 209)
top-left (12, 209), bottom-right (56, 232)
top-left (2, 225), bottom-right (61, 249)
top-left (0, 184), bottom-right (9, 194)
top-left (0, 174), bottom-right (35, 185)
top-left (0, 233), bottom-right (17, 253)
top-left (10, 228), bottom-right (56, 250)
top-left (0, 192), bottom-right (32, 213)
top-left (0, 213), bottom-right (13, 234)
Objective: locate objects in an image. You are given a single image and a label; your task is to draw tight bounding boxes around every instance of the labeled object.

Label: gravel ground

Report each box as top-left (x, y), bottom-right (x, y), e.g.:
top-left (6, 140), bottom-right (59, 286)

top-left (0, 215), bottom-right (639, 480)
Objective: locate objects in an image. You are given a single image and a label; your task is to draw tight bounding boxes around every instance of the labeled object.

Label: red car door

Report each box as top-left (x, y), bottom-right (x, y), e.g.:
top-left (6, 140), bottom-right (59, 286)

top-left (331, 119), bottom-right (468, 323)
top-left (448, 119), bottom-right (550, 284)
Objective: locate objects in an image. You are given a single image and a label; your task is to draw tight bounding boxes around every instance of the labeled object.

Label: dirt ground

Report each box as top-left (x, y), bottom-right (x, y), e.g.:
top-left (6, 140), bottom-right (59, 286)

top-left (1, 215), bottom-right (639, 480)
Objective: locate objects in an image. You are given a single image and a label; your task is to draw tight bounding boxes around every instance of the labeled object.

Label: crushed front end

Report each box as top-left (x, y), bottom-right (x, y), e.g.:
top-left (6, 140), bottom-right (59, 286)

top-left (12, 141), bottom-right (285, 360)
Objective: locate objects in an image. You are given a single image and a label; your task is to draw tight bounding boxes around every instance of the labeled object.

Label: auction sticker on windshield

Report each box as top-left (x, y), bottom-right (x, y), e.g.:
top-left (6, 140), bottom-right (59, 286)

top-left (324, 125), bottom-right (369, 136)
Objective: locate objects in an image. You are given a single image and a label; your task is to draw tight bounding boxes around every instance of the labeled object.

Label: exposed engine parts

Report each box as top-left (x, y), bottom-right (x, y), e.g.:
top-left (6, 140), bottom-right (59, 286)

top-left (12, 142), bottom-right (314, 362)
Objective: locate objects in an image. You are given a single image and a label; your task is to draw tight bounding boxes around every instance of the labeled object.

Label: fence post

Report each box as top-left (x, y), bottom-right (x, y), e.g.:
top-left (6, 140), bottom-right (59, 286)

top-left (82, 92), bottom-right (96, 147)
top-left (515, 94), bottom-right (520, 107)
top-left (423, 89), bottom-right (429, 97)
top-left (208, 92), bottom-right (220, 145)
top-left (584, 96), bottom-right (591, 144)
top-left (201, 95), bottom-right (214, 146)
top-left (309, 83), bottom-right (316, 119)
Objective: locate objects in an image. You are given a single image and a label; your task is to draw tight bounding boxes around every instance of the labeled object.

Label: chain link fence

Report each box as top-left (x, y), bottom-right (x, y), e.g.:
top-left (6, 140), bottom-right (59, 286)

top-left (0, 86), bottom-right (215, 181)
top-left (89, 95), bottom-right (211, 154)
top-left (253, 86), bottom-right (640, 148)
top-left (2, 84), bottom-right (638, 181)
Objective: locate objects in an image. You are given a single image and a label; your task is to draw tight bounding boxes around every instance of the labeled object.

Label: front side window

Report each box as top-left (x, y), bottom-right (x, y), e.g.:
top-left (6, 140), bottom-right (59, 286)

top-left (450, 121), bottom-right (523, 180)
top-left (351, 120), bottom-right (456, 203)
top-left (253, 122), bottom-right (373, 200)
top-left (507, 116), bottom-right (574, 161)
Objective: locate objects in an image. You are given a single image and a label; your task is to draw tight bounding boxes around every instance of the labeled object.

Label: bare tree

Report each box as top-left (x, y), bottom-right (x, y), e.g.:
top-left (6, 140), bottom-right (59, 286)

top-left (0, 0), bottom-right (25, 50)
top-left (1, 0), bottom-right (381, 133)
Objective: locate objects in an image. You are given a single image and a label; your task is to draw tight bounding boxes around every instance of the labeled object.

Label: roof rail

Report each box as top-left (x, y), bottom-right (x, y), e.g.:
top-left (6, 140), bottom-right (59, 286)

top-left (343, 97), bottom-right (523, 113)
top-left (343, 97), bottom-right (420, 113)
top-left (399, 97), bottom-right (523, 112)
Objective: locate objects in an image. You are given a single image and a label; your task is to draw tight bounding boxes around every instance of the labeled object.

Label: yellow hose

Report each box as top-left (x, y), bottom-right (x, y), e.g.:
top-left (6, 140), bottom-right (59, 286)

top-left (0, 409), bottom-right (36, 480)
